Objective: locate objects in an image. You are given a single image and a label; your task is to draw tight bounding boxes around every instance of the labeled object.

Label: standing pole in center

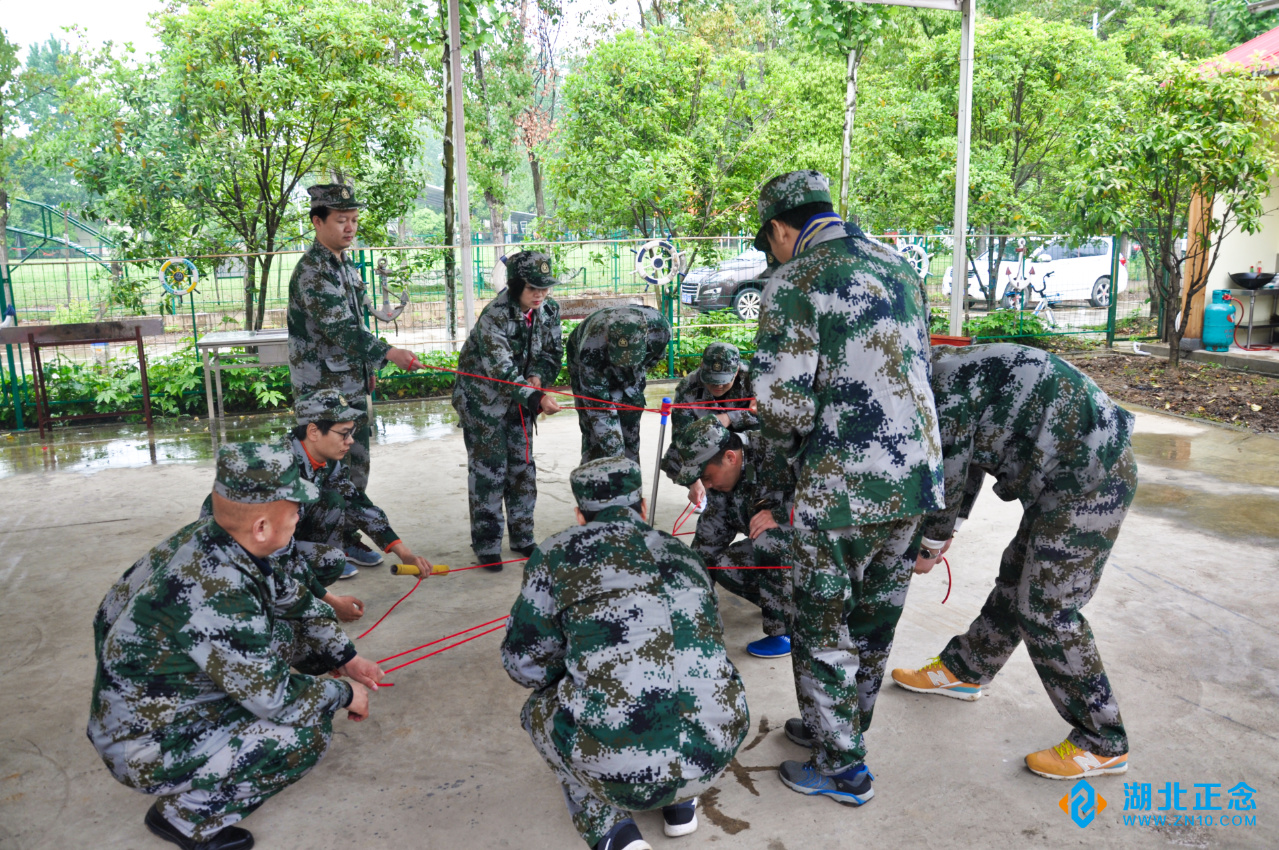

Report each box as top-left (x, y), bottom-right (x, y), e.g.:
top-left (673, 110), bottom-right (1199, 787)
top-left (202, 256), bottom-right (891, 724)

top-left (649, 397), bottom-right (672, 526)
top-left (448, 0), bottom-right (476, 333)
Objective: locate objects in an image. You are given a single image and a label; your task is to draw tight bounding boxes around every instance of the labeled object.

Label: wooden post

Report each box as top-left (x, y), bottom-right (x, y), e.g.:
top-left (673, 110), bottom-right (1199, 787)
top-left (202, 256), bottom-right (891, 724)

top-left (1181, 191), bottom-right (1210, 340)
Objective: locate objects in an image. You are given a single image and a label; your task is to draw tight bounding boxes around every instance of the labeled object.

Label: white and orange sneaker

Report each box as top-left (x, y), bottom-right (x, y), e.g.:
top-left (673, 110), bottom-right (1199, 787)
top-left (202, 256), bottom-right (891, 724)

top-left (890, 657), bottom-right (982, 701)
top-left (1025, 739), bottom-right (1129, 780)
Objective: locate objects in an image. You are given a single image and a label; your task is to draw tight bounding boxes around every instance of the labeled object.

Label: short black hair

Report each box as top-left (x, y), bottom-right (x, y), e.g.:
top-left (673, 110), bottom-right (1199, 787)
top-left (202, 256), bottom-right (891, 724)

top-left (507, 274), bottom-right (528, 303)
top-left (310, 206), bottom-right (333, 223)
top-left (580, 499), bottom-right (643, 523)
top-left (772, 201), bottom-right (835, 232)
top-left (705, 431), bottom-right (745, 470)
top-left (291, 420), bottom-right (336, 440)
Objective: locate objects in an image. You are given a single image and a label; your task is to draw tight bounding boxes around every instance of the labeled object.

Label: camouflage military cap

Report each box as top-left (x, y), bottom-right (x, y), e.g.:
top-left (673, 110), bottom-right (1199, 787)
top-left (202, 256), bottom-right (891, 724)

top-left (607, 317), bottom-right (647, 368)
top-left (213, 441), bottom-right (320, 504)
top-left (294, 389), bottom-right (365, 426)
top-left (570, 456), bottom-right (644, 512)
top-left (674, 415), bottom-right (733, 486)
top-left (506, 251), bottom-right (559, 290)
top-left (701, 342), bottom-right (741, 385)
top-left (307, 183), bottom-right (364, 211)
top-left (754, 170), bottom-right (832, 251)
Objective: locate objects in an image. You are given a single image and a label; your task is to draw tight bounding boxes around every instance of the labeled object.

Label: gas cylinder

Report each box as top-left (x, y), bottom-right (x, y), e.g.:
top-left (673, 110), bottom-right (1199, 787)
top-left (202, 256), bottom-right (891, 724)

top-left (1202, 289), bottom-right (1236, 352)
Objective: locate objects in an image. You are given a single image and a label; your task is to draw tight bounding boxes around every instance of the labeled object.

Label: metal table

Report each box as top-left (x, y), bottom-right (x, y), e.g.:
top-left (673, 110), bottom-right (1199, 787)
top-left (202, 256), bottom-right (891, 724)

top-left (195, 329), bottom-right (290, 421)
top-left (0, 319), bottom-right (164, 436)
top-left (1228, 287), bottom-right (1279, 349)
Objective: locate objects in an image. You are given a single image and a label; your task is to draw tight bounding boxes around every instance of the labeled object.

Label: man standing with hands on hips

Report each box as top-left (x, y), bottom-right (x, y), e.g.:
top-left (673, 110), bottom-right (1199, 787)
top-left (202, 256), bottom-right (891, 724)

top-left (287, 183), bottom-right (423, 569)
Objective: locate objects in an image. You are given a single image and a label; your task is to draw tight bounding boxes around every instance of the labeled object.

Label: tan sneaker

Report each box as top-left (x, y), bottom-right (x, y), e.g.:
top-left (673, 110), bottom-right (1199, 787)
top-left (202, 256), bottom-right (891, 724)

top-left (1026, 739), bottom-right (1128, 780)
top-left (890, 657), bottom-right (982, 700)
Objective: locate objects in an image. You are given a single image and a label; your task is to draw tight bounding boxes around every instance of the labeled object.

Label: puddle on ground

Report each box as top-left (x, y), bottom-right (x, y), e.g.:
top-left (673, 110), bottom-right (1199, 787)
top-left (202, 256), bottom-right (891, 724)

top-left (1132, 482), bottom-right (1279, 542)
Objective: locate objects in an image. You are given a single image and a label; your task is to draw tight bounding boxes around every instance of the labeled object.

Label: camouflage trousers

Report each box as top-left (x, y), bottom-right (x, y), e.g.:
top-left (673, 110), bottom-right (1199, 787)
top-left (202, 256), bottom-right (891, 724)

top-left (521, 694), bottom-right (725, 847)
top-left (462, 403), bottom-right (537, 557)
top-left (128, 624), bottom-right (336, 841)
top-left (791, 517), bottom-right (920, 774)
top-left (294, 540), bottom-right (347, 590)
top-left (702, 529), bottom-right (795, 637)
top-left (347, 395), bottom-right (371, 492)
top-left (576, 406), bottom-right (643, 465)
top-left (939, 447), bottom-right (1137, 757)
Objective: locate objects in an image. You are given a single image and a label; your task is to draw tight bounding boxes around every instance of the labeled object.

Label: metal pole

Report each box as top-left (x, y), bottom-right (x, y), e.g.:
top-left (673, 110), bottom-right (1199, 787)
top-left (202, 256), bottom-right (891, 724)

top-left (949, 0), bottom-right (976, 337)
top-left (649, 397), bottom-right (672, 526)
top-left (1105, 235), bottom-right (1121, 347)
top-left (448, 0), bottom-right (476, 333)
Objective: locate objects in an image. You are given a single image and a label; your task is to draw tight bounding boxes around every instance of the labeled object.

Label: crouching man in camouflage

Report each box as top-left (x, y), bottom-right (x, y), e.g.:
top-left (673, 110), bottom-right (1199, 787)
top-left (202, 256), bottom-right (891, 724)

top-left (891, 344), bottom-right (1136, 780)
top-left (674, 415), bottom-right (795, 658)
top-left (452, 251), bottom-right (564, 571)
top-left (659, 341), bottom-right (758, 513)
top-left (502, 457), bottom-right (750, 850)
top-left (566, 305), bottom-right (671, 463)
top-left (90, 442), bottom-right (385, 850)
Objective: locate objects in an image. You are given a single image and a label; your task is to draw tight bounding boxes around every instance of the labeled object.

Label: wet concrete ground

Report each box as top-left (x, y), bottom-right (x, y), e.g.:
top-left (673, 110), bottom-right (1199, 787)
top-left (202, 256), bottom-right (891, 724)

top-left (1, 386), bottom-right (1276, 849)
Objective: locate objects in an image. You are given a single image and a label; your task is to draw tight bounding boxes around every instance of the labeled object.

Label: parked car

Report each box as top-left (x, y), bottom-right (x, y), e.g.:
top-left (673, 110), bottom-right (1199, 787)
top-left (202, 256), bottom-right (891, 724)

top-left (680, 248), bottom-right (771, 320)
top-left (942, 237), bottom-right (1128, 308)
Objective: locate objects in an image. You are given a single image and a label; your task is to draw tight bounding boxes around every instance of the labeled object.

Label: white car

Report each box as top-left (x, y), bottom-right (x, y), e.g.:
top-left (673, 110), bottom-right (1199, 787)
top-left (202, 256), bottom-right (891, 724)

top-left (942, 237), bottom-right (1128, 309)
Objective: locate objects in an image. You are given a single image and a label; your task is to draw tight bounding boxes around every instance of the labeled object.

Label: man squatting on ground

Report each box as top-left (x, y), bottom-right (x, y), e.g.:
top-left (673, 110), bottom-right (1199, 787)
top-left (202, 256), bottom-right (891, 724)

top-left (89, 442), bottom-right (385, 850)
top-left (658, 341), bottom-right (759, 514)
top-left (566, 304), bottom-right (672, 464)
top-left (673, 414), bottom-right (796, 659)
top-left (287, 183), bottom-right (423, 569)
top-left (452, 251), bottom-right (565, 572)
top-left (502, 456), bottom-right (750, 850)
top-left (750, 170), bottom-right (945, 805)
top-left (892, 343), bottom-right (1136, 780)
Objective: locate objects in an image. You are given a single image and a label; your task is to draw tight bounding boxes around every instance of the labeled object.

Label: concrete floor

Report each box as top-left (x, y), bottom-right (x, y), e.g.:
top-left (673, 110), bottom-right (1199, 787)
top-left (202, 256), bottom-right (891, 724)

top-left (1, 385), bottom-right (1276, 849)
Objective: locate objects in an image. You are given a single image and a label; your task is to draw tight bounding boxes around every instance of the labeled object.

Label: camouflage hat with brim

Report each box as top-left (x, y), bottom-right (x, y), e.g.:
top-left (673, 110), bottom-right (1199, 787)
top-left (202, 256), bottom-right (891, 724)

top-left (506, 251), bottom-right (559, 290)
top-left (701, 342), bottom-right (741, 386)
top-left (307, 183), bottom-right (364, 211)
top-left (213, 441), bottom-right (320, 505)
top-left (295, 389), bottom-right (364, 427)
top-left (754, 170), bottom-right (832, 251)
top-left (674, 415), bottom-right (733, 486)
top-left (571, 456), bottom-right (644, 512)
top-left (607, 317), bottom-right (647, 369)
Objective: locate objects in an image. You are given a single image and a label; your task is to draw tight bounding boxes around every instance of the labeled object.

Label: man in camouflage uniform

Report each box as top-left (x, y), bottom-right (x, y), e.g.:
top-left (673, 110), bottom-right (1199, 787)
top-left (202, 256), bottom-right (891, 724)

top-left (674, 415), bottom-right (795, 658)
top-left (502, 456), bottom-right (750, 850)
top-left (89, 442), bottom-right (385, 850)
top-left (452, 251), bottom-right (565, 570)
top-left (891, 343), bottom-right (1136, 780)
top-left (750, 170), bottom-right (944, 805)
top-left (287, 183), bottom-right (423, 563)
top-left (565, 304), bottom-right (671, 464)
top-left (660, 341), bottom-right (758, 510)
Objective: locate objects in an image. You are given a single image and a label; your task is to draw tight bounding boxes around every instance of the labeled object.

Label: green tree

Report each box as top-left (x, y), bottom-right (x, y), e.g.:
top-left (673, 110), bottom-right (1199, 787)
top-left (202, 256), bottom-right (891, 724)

top-left (1072, 59), bottom-right (1278, 369)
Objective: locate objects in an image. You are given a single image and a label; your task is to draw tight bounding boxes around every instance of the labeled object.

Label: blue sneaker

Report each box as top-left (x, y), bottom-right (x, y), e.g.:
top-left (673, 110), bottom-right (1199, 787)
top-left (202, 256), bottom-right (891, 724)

top-left (345, 542), bottom-right (383, 567)
top-left (662, 797), bottom-right (698, 837)
top-left (778, 760), bottom-right (874, 806)
top-left (594, 818), bottom-right (650, 850)
top-left (338, 561), bottom-right (360, 580)
top-left (747, 634), bottom-right (791, 658)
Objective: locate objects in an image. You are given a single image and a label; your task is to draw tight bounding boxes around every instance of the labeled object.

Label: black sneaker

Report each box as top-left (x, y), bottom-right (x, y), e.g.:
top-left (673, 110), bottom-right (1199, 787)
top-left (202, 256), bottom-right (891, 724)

top-left (662, 797), bottom-right (698, 837)
top-left (594, 818), bottom-right (650, 850)
top-left (475, 553), bottom-right (503, 573)
top-left (145, 803), bottom-right (255, 850)
top-left (778, 760), bottom-right (874, 806)
top-left (785, 717), bottom-right (815, 748)
top-left (512, 544), bottom-right (536, 558)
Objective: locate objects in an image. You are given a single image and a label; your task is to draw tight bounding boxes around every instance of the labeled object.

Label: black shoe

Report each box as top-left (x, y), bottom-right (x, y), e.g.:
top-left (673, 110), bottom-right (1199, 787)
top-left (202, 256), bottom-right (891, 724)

top-left (145, 804), bottom-right (255, 850)
top-left (594, 818), bottom-right (649, 850)
top-left (785, 717), bottom-right (815, 748)
top-left (476, 553), bottom-right (503, 573)
top-left (662, 797), bottom-right (698, 837)
top-left (512, 544), bottom-right (536, 558)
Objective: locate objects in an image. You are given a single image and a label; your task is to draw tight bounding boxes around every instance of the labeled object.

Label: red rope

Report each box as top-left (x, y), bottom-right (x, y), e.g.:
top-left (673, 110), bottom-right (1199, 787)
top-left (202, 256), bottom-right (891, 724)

top-left (419, 362), bottom-right (651, 411)
top-left (941, 556), bottom-right (952, 604)
top-left (382, 624), bottom-right (508, 674)
top-left (376, 616), bottom-right (509, 665)
top-left (356, 579), bottom-right (422, 639)
top-left (450, 557), bottom-right (529, 572)
top-left (673, 503), bottom-right (697, 535)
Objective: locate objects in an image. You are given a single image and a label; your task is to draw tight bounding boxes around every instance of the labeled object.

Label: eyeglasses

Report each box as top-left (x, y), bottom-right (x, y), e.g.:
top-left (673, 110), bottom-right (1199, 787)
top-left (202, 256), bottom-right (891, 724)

top-left (331, 427), bottom-right (356, 442)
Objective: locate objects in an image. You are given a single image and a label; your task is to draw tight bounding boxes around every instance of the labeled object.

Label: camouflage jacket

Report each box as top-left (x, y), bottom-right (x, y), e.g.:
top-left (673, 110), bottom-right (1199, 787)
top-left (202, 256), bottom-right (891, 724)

top-left (88, 518), bottom-right (354, 787)
top-left (452, 289), bottom-right (564, 425)
top-left (919, 344), bottom-right (1135, 541)
top-left (287, 239), bottom-right (390, 398)
top-left (751, 221), bottom-right (944, 529)
top-left (502, 506), bottom-right (749, 781)
top-left (660, 366), bottom-right (758, 479)
top-left (566, 306), bottom-right (671, 445)
top-left (692, 438), bottom-right (793, 564)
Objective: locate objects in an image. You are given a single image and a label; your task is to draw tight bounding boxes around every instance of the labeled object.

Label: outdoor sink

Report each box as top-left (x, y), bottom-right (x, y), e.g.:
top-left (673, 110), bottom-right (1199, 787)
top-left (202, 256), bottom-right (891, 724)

top-left (1228, 272), bottom-right (1276, 290)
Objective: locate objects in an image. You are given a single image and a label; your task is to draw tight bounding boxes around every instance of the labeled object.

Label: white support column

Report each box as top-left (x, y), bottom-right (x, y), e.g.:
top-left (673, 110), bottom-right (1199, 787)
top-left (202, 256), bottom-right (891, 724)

top-left (448, 0), bottom-right (476, 332)
top-left (949, 0), bottom-right (976, 336)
